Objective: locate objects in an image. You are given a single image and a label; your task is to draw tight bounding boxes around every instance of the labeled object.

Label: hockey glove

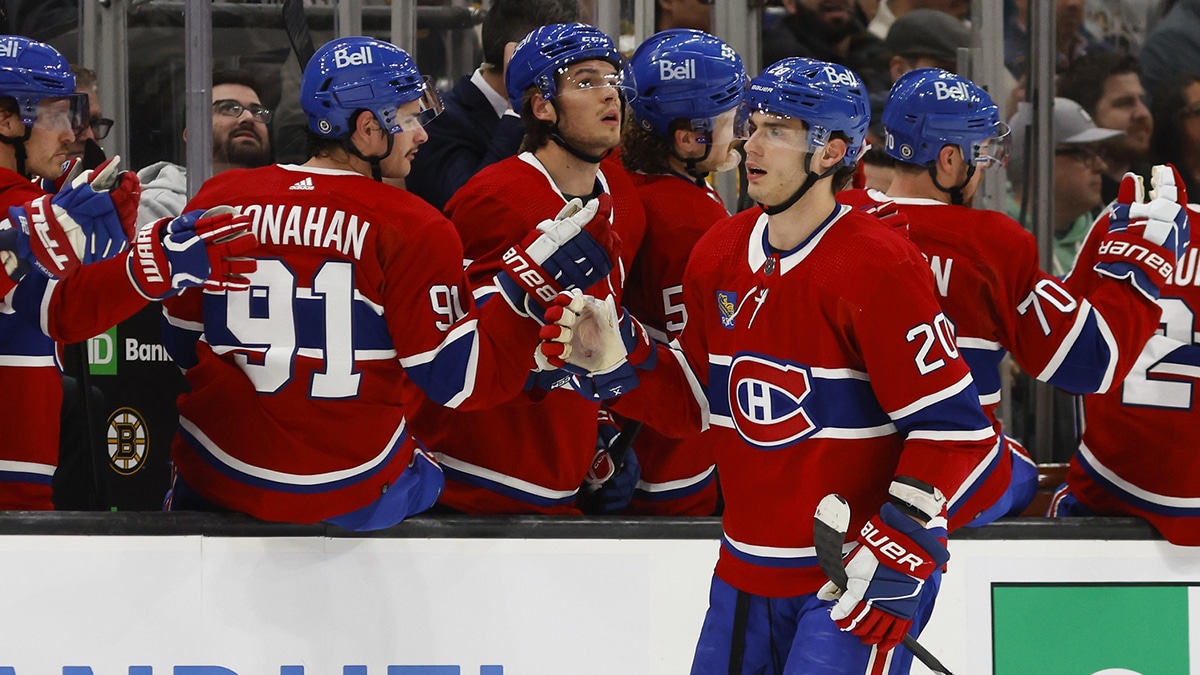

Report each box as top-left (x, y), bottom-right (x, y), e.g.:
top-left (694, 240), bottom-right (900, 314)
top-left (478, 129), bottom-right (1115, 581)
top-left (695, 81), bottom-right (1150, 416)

top-left (818, 478), bottom-right (950, 652)
top-left (539, 290), bottom-right (657, 400)
top-left (1095, 165), bottom-right (1190, 301)
top-left (579, 411), bottom-right (641, 515)
top-left (127, 206), bottom-right (258, 300)
top-left (495, 193), bottom-right (618, 322)
top-left (3, 156), bottom-right (140, 280)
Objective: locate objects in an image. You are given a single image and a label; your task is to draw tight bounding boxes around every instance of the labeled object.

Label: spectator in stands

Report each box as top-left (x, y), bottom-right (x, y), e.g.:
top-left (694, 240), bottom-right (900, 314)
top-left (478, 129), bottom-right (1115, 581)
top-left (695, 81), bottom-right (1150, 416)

top-left (866, 0), bottom-right (969, 40)
top-left (1138, 0), bottom-right (1200, 95)
top-left (407, 0), bottom-right (578, 211)
top-left (656, 0), bottom-right (713, 31)
top-left (859, 7), bottom-right (971, 191)
top-left (1007, 98), bottom-right (1123, 276)
top-left (66, 65), bottom-right (110, 170)
top-left (135, 69), bottom-right (272, 227)
top-left (1149, 73), bottom-right (1200, 199)
top-left (1057, 51), bottom-right (1153, 205)
top-left (1004, 0), bottom-right (1112, 79)
top-left (762, 0), bottom-right (890, 97)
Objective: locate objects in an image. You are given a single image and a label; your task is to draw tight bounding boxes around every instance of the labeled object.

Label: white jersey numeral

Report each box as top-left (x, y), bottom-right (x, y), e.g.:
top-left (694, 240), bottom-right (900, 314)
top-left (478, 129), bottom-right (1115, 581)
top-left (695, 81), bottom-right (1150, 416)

top-left (225, 259), bottom-right (361, 399)
top-left (907, 312), bottom-right (959, 375)
top-left (1120, 297), bottom-right (1198, 410)
top-left (1017, 278), bottom-right (1078, 336)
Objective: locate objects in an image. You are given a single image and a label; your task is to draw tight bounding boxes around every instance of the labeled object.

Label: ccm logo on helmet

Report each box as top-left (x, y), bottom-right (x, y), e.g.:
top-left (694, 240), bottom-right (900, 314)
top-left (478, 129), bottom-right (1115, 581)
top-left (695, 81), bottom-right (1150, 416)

top-left (862, 520), bottom-right (929, 573)
top-left (823, 65), bottom-right (858, 87)
top-left (333, 45), bottom-right (373, 69)
top-left (660, 59), bottom-right (696, 81)
top-left (934, 80), bottom-right (971, 101)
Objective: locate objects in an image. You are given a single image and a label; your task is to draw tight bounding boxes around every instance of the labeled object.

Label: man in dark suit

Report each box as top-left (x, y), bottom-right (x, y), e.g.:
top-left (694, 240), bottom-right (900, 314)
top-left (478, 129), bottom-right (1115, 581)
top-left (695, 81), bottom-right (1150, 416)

top-left (407, 0), bottom-right (578, 210)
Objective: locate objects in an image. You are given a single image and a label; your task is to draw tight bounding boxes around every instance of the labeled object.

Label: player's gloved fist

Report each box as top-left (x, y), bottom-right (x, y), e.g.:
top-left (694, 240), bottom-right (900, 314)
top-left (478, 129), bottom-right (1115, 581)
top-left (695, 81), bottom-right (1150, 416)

top-left (818, 481), bottom-right (949, 652)
top-left (127, 206), bottom-right (258, 299)
top-left (538, 290), bottom-right (656, 400)
top-left (579, 411), bottom-right (641, 515)
top-left (1, 156), bottom-right (141, 281)
top-left (494, 193), bottom-right (618, 322)
top-left (1095, 167), bottom-right (1188, 300)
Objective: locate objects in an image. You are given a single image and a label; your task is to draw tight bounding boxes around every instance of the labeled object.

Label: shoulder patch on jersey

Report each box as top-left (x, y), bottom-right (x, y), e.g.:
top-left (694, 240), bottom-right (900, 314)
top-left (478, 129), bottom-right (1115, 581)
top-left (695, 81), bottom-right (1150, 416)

top-left (718, 291), bottom-right (738, 329)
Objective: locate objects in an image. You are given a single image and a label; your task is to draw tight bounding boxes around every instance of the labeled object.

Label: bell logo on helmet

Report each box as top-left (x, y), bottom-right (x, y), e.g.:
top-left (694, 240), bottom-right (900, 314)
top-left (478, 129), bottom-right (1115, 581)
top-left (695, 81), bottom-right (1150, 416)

top-left (659, 58), bottom-right (696, 81)
top-left (934, 80), bottom-right (971, 102)
top-left (823, 65), bottom-right (858, 87)
top-left (0, 38), bottom-right (20, 59)
top-left (333, 44), bottom-right (373, 69)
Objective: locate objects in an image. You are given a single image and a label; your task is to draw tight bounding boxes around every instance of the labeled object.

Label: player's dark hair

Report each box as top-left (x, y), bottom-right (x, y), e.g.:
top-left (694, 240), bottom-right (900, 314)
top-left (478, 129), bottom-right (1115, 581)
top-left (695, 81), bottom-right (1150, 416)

top-left (1057, 51), bottom-right (1140, 117)
top-left (0, 97), bottom-right (17, 115)
top-left (620, 117), bottom-right (683, 175)
top-left (517, 88), bottom-right (553, 152)
top-left (481, 0), bottom-right (579, 69)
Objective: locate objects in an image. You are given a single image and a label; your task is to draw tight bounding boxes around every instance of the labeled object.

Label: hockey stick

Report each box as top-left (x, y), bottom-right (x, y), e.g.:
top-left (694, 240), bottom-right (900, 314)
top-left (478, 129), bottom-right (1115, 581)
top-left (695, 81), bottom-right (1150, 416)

top-left (607, 419), bottom-right (642, 471)
top-left (813, 494), bottom-right (956, 675)
top-left (281, 0), bottom-right (316, 69)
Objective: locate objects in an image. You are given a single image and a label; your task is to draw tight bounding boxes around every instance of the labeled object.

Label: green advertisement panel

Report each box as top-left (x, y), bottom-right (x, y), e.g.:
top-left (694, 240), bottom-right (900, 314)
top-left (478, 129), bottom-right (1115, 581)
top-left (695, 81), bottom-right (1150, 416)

top-left (993, 583), bottom-right (1191, 675)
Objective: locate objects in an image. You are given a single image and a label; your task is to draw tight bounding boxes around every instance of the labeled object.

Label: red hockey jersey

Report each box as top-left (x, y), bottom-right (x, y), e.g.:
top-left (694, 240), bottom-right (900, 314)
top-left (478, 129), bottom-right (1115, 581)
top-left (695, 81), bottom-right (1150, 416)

top-left (621, 170), bottom-right (727, 515)
top-left (611, 204), bottom-right (999, 598)
top-left (841, 188), bottom-right (1164, 524)
top-left (162, 164), bottom-right (541, 523)
top-left (407, 152), bottom-right (646, 514)
top-left (0, 168), bottom-right (149, 509)
top-left (1062, 205), bottom-right (1200, 544)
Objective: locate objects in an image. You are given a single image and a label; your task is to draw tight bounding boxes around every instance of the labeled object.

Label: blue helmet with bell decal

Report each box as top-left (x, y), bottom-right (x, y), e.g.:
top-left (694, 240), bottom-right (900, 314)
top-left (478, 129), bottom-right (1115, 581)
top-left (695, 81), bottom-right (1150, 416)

top-left (624, 29), bottom-right (747, 137)
top-left (740, 57), bottom-right (870, 166)
top-left (300, 36), bottom-right (441, 140)
top-left (505, 22), bottom-right (622, 111)
top-left (881, 68), bottom-right (1010, 169)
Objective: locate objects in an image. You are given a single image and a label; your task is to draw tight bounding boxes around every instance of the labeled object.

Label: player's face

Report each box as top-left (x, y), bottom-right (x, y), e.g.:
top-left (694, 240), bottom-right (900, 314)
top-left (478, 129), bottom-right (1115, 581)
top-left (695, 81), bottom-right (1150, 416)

top-left (1093, 73), bottom-right (1152, 161)
top-left (27, 98), bottom-right (77, 179)
top-left (380, 98), bottom-right (430, 180)
top-left (692, 108), bottom-right (740, 174)
top-left (550, 59), bottom-right (624, 155)
top-left (742, 111), bottom-right (813, 204)
top-left (211, 83), bottom-right (271, 169)
top-left (1054, 144), bottom-right (1107, 221)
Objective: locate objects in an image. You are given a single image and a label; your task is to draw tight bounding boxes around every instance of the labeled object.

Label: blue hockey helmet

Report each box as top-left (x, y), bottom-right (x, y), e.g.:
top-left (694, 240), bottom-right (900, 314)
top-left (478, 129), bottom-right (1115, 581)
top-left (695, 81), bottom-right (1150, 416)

top-left (739, 57), bottom-right (870, 166)
top-left (300, 36), bottom-right (442, 140)
top-left (881, 68), bottom-right (1010, 169)
top-left (624, 29), bottom-right (747, 137)
top-left (505, 22), bottom-right (623, 110)
top-left (0, 35), bottom-right (86, 130)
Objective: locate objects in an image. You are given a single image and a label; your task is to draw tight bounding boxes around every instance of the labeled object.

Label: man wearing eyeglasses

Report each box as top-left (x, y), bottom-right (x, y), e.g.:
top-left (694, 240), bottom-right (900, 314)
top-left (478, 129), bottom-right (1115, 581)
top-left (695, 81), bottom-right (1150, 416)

top-left (136, 69), bottom-right (272, 228)
top-left (66, 65), bottom-right (112, 170)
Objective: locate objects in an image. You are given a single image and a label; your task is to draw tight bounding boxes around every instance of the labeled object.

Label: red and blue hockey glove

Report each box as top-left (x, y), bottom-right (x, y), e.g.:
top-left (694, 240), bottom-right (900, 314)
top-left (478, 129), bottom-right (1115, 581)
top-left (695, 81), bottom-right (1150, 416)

top-left (818, 478), bottom-right (950, 652)
top-left (494, 193), bottom-right (619, 323)
top-left (538, 291), bottom-right (657, 400)
top-left (1095, 164), bottom-right (1190, 300)
top-left (579, 411), bottom-right (641, 515)
top-left (3, 156), bottom-right (141, 281)
top-left (127, 206), bottom-right (258, 299)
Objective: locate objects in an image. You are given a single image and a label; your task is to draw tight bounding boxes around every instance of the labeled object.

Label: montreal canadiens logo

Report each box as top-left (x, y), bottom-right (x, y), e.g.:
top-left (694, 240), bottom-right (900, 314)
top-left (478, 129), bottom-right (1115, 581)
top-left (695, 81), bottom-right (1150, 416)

top-left (727, 355), bottom-right (818, 449)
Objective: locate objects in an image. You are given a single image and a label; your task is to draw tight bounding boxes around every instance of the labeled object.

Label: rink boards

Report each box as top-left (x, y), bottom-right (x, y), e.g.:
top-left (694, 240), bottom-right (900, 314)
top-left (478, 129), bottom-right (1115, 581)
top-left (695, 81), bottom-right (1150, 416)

top-left (0, 515), bottom-right (1195, 675)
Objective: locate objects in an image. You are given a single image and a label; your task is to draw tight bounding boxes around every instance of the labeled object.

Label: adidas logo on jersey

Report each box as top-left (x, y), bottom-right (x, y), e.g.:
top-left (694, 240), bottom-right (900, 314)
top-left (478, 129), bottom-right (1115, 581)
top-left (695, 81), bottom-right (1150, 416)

top-left (289, 177), bottom-right (315, 191)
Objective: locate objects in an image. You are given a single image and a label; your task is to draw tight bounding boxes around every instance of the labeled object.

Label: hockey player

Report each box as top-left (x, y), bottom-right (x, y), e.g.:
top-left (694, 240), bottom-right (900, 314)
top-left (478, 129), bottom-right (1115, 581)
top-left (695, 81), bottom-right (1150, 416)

top-left (615, 28), bottom-right (746, 515)
top-left (541, 57), bottom-right (999, 672)
top-left (160, 37), bottom-right (617, 529)
top-left (0, 35), bottom-right (256, 509)
top-left (406, 23), bottom-right (647, 515)
top-left (841, 68), bottom-right (1184, 526)
top-left (1050, 166), bottom-right (1200, 545)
